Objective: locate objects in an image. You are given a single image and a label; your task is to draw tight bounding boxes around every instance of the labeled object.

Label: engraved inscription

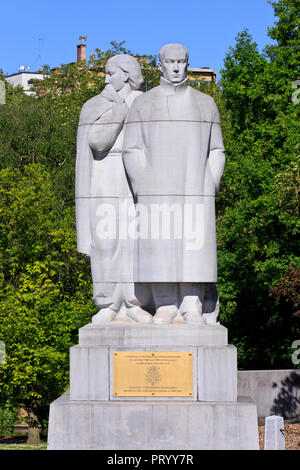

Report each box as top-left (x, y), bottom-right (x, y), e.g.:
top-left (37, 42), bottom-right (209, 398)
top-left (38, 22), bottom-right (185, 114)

top-left (113, 351), bottom-right (193, 397)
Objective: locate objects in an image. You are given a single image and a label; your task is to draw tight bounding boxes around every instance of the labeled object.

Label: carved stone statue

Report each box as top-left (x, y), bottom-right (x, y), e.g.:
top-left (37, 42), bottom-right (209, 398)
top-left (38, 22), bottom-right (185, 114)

top-left (75, 54), bottom-right (152, 324)
top-left (123, 44), bottom-right (226, 325)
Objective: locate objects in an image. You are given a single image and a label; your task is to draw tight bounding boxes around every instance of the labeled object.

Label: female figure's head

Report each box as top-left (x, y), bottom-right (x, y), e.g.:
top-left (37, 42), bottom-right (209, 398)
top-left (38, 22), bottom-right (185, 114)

top-left (105, 54), bottom-right (144, 92)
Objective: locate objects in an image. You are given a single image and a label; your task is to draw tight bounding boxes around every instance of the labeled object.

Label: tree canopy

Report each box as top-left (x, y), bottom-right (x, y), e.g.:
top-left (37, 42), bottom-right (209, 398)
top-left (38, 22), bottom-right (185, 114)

top-left (218, 0), bottom-right (299, 367)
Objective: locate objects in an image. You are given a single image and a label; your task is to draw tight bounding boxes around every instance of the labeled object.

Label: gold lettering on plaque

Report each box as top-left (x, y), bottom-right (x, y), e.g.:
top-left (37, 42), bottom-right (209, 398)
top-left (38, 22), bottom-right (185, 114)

top-left (113, 351), bottom-right (193, 397)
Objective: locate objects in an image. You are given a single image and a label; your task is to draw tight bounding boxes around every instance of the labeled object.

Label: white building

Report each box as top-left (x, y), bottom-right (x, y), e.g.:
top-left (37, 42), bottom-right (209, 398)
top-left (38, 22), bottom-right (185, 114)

top-left (5, 71), bottom-right (45, 96)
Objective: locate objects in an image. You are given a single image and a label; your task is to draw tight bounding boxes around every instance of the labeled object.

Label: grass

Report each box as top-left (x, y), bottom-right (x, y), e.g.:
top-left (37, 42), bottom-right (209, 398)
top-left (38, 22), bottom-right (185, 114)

top-left (0, 442), bottom-right (47, 450)
top-left (0, 435), bottom-right (47, 450)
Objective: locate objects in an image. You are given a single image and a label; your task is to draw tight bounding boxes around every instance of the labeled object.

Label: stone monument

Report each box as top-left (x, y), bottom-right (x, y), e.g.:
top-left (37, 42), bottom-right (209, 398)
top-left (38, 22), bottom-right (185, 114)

top-left (47, 45), bottom-right (259, 450)
top-left (264, 415), bottom-right (285, 450)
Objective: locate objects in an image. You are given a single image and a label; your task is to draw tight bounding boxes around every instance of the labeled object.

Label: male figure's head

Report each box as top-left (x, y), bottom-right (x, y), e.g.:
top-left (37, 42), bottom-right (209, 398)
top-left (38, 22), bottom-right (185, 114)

top-left (158, 43), bottom-right (189, 84)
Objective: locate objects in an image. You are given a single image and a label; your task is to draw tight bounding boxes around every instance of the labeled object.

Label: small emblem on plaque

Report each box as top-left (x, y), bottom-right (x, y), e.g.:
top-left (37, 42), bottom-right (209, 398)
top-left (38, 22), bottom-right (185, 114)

top-left (145, 366), bottom-right (161, 386)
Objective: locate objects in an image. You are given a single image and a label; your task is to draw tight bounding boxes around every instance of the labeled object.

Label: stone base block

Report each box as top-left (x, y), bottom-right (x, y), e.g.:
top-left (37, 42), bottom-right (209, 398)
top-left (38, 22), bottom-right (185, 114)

top-left (78, 322), bottom-right (228, 347)
top-left (47, 392), bottom-right (259, 450)
top-left (198, 345), bottom-right (237, 401)
top-left (70, 344), bottom-right (237, 402)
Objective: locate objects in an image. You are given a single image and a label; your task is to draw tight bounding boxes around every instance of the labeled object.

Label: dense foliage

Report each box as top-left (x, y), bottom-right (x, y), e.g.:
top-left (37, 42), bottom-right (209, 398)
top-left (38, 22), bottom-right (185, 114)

top-left (0, 0), bottom-right (298, 431)
top-left (217, 0), bottom-right (300, 368)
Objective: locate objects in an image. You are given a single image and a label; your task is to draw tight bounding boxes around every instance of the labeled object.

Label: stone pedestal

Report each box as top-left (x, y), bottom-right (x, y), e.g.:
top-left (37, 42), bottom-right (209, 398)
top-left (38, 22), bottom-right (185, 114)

top-left (47, 323), bottom-right (259, 450)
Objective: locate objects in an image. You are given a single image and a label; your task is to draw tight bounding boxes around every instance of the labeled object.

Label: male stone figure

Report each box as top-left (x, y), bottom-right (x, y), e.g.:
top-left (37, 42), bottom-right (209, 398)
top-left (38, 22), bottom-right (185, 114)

top-left (76, 54), bottom-right (152, 324)
top-left (123, 44), bottom-right (226, 325)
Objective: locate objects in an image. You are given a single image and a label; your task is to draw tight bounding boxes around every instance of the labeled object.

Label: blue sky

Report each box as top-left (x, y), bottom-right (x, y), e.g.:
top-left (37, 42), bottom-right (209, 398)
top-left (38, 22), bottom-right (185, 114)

top-left (2, 0), bottom-right (275, 80)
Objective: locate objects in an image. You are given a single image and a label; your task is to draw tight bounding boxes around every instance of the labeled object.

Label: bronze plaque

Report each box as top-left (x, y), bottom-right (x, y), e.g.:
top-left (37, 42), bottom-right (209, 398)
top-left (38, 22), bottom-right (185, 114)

top-left (113, 351), bottom-right (193, 397)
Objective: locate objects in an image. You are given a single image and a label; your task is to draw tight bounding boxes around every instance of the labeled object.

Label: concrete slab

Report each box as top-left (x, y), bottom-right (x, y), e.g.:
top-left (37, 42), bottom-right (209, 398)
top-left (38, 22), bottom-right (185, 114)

top-left (47, 392), bottom-right (259, 450)
top-left (198, 345), bottom-right (237, 401)
top-left (78, 322), bottom-right (228, 347)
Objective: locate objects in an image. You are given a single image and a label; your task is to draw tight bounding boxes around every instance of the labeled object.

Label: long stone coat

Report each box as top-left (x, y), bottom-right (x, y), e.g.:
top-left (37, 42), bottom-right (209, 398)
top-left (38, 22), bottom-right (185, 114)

top-left (122, 78), bottom-right (225, 283)
top-left (75, 89), bottom-right (142, 287)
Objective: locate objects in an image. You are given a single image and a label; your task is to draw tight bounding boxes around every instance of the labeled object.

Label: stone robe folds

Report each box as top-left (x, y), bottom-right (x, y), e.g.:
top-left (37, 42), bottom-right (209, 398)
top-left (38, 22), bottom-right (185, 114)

top-left (76, 89), bottom-right (141, 289)
top-left (122, 78), bottom-right (225, 283)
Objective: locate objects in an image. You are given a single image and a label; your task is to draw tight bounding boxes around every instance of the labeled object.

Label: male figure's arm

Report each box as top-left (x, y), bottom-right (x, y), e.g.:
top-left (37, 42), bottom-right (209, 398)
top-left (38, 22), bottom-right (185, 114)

top-left (208, 101), bottom-right (226, 195)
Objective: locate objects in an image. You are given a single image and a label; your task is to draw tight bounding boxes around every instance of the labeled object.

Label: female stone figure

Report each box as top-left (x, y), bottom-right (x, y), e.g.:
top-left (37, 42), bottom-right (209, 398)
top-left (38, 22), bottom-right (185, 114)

top-left (75, 54), bottom-right (152, 323)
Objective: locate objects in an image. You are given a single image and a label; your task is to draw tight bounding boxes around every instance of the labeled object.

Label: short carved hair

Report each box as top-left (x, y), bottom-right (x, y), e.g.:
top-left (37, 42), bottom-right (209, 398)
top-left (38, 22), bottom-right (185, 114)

top-left (106, 54), bottom-right (144, 90)
top-left (158, 44), bottom-right (189, 63)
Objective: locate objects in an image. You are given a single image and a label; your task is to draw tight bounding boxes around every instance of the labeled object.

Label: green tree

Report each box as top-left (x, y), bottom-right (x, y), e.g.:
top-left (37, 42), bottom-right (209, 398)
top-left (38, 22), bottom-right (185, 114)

top-left (0, 164), bottom-right (94, 441)
top-left (218, 0), bottom-right (300, 368)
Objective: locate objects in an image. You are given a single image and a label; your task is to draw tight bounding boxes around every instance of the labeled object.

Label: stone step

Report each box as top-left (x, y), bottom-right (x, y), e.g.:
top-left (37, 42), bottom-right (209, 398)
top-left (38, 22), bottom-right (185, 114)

top-left (78, 322), bottom-right (228, 347)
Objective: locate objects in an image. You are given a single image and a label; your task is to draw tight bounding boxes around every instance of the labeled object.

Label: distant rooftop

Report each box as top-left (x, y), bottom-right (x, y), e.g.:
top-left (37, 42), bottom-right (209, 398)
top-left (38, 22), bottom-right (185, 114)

top-left (5, 70), bottom-right (46, 96)
top-left (5, 70), bottom-right (45, 78)
top-left (187, 67), bottom-right (216, 82)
